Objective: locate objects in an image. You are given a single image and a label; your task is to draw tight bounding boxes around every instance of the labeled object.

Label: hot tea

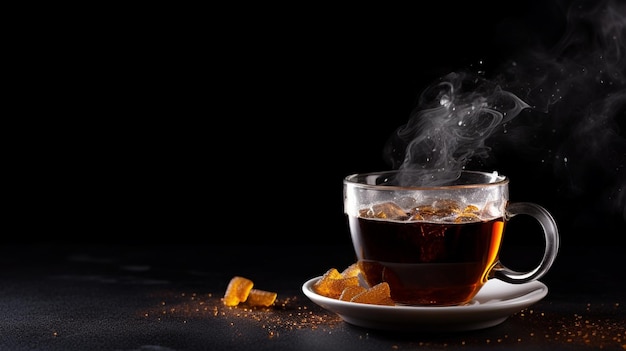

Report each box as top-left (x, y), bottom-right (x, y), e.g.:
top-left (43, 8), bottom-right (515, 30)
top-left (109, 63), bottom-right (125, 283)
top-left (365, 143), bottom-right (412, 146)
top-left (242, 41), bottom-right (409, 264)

top-left (349, 204), bottom-right (504, 305)
top-left (343, 170), bottom-right (559, 306)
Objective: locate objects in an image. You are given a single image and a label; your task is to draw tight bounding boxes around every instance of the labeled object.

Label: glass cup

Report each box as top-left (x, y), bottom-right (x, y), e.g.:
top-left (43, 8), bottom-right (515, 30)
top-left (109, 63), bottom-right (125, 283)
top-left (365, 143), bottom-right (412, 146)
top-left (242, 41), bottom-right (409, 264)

top-left (343, 170), bottom-right (559, 306)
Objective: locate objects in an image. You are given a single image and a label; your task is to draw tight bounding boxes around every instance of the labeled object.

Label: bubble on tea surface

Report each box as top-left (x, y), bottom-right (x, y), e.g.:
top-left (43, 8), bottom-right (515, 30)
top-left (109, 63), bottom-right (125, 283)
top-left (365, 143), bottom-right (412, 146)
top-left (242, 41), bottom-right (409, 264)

top-left (361, 202), bottom-right (409, 220)
top-left (245, 289), bottom-right (278, 307)
top-left (350, 282), bottom-right (395, 306)
top-left (338, 285), bottom-right (367, 301)
top-left (223, 276), bottom-right (254, 306)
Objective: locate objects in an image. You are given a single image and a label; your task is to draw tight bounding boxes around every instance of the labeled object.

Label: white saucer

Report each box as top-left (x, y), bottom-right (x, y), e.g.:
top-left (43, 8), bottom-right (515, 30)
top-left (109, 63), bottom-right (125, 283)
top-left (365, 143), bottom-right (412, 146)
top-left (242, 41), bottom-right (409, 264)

top-left (302, 277), bottom-right (548, 332)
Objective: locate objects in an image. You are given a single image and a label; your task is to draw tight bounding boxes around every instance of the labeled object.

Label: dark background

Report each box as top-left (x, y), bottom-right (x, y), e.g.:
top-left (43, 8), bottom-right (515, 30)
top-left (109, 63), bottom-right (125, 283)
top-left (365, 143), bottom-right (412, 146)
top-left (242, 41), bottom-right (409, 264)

top-left (10, 0), bottom-right (625, 248)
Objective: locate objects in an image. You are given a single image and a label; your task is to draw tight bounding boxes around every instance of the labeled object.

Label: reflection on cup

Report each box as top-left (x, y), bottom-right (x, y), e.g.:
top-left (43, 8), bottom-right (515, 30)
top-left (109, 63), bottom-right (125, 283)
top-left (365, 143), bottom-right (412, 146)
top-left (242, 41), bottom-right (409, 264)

top-left (343, 170), bottom-right (560, 306)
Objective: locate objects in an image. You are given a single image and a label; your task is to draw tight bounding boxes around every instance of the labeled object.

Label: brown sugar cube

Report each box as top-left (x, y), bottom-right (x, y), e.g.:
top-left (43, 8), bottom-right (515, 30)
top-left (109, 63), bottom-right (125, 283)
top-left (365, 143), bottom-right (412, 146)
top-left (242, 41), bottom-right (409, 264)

top-left (223, 276), bottom-right (254, 306)
top-left (245, 289), bottom-right (277, 307)
top-left (351, 282), bottom-right (395, 306)
top-left (339, 285), bottom-right (367, 301)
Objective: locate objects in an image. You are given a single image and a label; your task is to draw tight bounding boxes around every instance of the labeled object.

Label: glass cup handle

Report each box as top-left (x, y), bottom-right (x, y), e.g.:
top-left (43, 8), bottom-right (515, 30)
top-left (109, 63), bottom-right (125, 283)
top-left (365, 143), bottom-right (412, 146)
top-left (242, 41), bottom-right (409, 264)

top-left (493, 202), bottom-right (560, 284)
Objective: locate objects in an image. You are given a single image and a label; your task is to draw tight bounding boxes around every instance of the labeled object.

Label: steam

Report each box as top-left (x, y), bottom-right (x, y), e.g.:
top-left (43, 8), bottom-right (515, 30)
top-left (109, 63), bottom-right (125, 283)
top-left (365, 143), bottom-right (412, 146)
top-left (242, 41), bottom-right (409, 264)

top-left (383, 0), bottom-right (625, 223)
top-left (502, 0), bottom-right (626, 222)
top-left (383, 72), bottom-right (529, 186)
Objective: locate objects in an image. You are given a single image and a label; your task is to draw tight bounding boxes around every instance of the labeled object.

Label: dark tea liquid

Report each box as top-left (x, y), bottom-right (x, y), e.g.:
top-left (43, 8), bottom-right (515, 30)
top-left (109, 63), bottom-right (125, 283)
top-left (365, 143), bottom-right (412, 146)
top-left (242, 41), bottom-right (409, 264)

top-left (349, 215), bottom-right (505, 306)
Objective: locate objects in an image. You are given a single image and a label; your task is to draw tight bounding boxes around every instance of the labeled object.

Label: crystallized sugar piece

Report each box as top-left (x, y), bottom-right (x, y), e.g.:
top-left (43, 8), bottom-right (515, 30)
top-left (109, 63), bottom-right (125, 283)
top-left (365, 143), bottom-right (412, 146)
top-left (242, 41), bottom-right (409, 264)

top-left (246, 289), bottom-right (277, 307)
top-left (341, 263), bottom-right (361, 278)
top-left (223, 276), bottom-right (254, 306)
top-left (313, 267), bottom-right (361, 299)
top-left (350, 282), bottom-right (395, 306)
top-left (339, 285), bottom-right (367, 301)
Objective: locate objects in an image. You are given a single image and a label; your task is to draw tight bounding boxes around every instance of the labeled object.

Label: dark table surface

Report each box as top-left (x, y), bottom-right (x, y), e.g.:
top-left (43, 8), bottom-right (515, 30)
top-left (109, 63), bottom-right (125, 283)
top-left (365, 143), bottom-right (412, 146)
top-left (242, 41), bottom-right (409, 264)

top-left (1, 242), bottom-right (624, 351)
